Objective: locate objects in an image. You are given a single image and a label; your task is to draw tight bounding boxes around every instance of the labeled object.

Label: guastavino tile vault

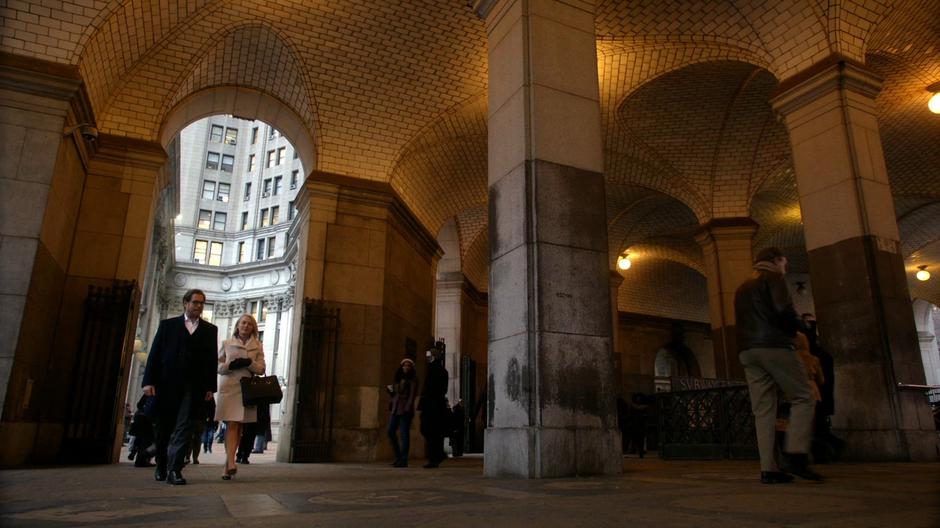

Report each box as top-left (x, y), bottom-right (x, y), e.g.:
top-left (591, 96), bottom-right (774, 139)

top-left (0, 0), bottom-right (938, 477)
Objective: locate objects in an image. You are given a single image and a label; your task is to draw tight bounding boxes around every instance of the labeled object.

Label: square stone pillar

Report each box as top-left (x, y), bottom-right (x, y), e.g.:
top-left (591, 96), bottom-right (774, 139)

top-left (771, 57), bottom-right (938, 461)
top-left (282, 172), bottom-right (441, 462)
top-left (476, 0), bottom-right (620, 477)
top-left (694, 218), bottom-right (759, 380)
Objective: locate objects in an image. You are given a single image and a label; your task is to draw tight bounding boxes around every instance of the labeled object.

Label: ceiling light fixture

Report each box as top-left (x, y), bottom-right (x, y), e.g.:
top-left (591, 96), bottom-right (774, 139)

top-left (617, 254), bottom-right (632, 271)
top-left (928, 82), bottom-right (940, 114)
top-left (916, 265), bottom-right (930, 282)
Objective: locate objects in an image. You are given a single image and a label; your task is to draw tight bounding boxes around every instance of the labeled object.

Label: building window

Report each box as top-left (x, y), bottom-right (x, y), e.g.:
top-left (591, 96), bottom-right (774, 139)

top-left (262, 178), bottom-right (272, 197)
top-left (251, 127), bottom-right (258, 145)
top-left (248, 154), bottom-right (255, 172)
top-left (208, 241), bottom-right (223, 266)
top-left (240, 211), bottom-right (248, 230)
top-left (202, 181), bottom-right (216, 200)
top-left (256, 239), bottom-right (265, 260)
top-left (206, 151), bottom-right (220, 170)
top-left (224, 127), bottom-right (238, 145)
top-left (267, 236), bottom-right (276, 258)
top-left (221, 154), bottom-right (234, 172)
top-left (268, 127), bottom-right (277, 139)
top-left (260, 208), bottom-right (269, 228)
top-left (273, 176), bottom-right (282, 196)
top-left (249, 300), bottom-right (258, 316)
top-left (237, 241), bottom-right (247, 263)
top-left (270, 206), bottom-right (279, 225)
top-left (290, 170), bottom-right (298, 189)
top-left (288, 200), bottom-right (295, 220)
top-left (243, 182), bottom-right (251, 201)
top-left (266, 150), bottom-right (275, 168)
top-left (193, 239), bottom-right (208, 263)
top-left (259, 300), bottom-right (268, 323)
top-left (210, 125), bottom-right (223, 143)
top-left (293, 150), bottom-right (299, 159)
top-left (276, 147), bottom-right (285, 165)
top-left (202, 303), bottom-right (214, 323)
top-left (213, 212), bottom-right (226, 231)
top-left (197, 209), bottom-right (211, 229)
top-left (258, 330), bottom-right (264, 343)
top-left (217, 182), bottom-right (230, 203)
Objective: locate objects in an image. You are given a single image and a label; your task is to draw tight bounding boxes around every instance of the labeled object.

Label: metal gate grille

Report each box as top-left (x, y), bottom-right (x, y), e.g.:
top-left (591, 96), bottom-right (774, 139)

top-left (61, 280), bottom-right (139, 464)
top-left (290, 299), bottom-right (340, 462)
top-left (657, 385), bottom-right (758, 460)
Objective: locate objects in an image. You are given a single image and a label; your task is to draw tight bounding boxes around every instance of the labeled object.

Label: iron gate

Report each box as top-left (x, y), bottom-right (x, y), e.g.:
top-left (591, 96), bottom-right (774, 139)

top-left (61, 280), bottom-right (139, 464)
top-left (291, 299), bottom-right (340, 462)
top-left (657, 384), bottom-right (758, 460)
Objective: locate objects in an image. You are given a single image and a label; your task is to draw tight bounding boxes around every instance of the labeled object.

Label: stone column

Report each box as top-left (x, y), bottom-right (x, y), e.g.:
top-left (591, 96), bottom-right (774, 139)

top-left (476, 0), bottom-right (620, 477)
top-left (694, 218), bottom-right (759, 380)
top-left (609, 270), bottom-right (623, 395)
top-left (771, 57), bottom-right (938, 460)
top-left (436, 274), bottom-right (463, 404)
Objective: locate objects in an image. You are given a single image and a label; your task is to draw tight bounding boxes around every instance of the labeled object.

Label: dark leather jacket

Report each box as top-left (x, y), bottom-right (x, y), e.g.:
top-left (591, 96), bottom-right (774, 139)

top-left (734, 265), bottom-right (800, 351)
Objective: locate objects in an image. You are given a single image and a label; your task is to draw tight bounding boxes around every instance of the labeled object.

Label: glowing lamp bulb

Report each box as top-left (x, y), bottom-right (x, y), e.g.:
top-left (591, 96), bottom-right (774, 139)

top-left (617, 255), bottom-right (632, 270)
top-left (929, 93), bottom-right (940, 114)
top-left (916, 266), bottom-right (930, 281)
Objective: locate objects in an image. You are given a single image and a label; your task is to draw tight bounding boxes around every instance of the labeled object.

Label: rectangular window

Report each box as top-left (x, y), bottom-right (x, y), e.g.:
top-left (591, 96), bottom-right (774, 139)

top-left (202, 181), bottom-right (216, 200)
top-left (268, 127), bottom-right (277, 139)
top-left (197, 209), bottom-right (211, 229)
top-left (262, 178), bottom-right (272, 197)
top-left (208, 241), bottom-right (223, 266)
top-left (237, 241), bottom-right (246, 263)
top-left (270, 206), bottom-right (279, 225)
top-left (217, 182), bottom-right (230, 203)
top-left (248, 154), bottom-right (255, 172)
top-left (213, 212), bottom-right (226, 231)
top-left (293, 150), bottom-right (298, 159)
top-left (224, 127), bottom-right (237, 145)
top-left (193, 239), bottom-right (208, 264)
top-left (240, 211), bottom-right (248, 230)
top-left (267, 236), bottom-right (276, 258)
top-left (273, 176), bottom-right (282, 196)
top-left (266, 150), bottom-right (275, 168)
top-left (221, 154), bottom-right (234, 172)
top-left (210, 125), bottom-right (223, 142)
top-left (260, 208), bottom-right (269, 228)
top-left (276, 147), bottom-right (285, 165)
top-left (243, 182), bottom-right (251, 201)
top-left (255, 239), bottom-right (265, 260)
top-left (248, 300), bottom-right (258, 316)
top-left (288, 200), bottom-right (295, 220)
top-left (290, 170), bottom-right (298, 189)
top-left (205, 151), bottom-right (220, 170)
top-left (259, 300), bottom-right (268, 323)
top-left (251, 127), bottom-right (258, 144)
top-left (258, 330), bottom-right (264, 343)
top-left (202, 303), bottom-right (214, 324)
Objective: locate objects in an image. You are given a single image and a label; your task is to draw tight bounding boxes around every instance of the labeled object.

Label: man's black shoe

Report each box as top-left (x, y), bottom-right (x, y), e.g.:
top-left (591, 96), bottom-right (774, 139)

top-left (167, 471), bottom-right (187, 485)
top-left (760, 471), bottom-right (794, 484)
top-left (154, 467), bottom-right (167, 481)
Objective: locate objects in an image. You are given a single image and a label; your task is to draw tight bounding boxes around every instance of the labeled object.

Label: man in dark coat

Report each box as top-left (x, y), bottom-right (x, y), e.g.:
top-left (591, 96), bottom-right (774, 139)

top-left (142, 289), bottom-right (218, 485)
top-left (419, 342), bottom-right (449, 468)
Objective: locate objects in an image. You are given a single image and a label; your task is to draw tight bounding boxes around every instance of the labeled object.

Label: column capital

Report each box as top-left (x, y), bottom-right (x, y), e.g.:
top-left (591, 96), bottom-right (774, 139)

top-left (694, 217), bottom-right (759, 246)
top-left (770, 54), bottom-right (883, 117)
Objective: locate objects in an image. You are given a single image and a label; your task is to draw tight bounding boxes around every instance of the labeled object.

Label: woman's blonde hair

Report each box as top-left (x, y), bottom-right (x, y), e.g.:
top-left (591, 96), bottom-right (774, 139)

top-left (232, 314), bottom-right (259, 339)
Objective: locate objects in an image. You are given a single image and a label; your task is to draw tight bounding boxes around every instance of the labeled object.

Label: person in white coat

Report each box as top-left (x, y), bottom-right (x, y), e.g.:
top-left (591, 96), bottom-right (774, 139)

top-left (216, 314), bottom-right (266, 480)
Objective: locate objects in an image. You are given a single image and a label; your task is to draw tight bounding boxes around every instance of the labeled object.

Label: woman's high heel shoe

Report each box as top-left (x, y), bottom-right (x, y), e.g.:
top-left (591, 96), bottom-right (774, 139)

top-left (221, 464), bottom-right (237, 480)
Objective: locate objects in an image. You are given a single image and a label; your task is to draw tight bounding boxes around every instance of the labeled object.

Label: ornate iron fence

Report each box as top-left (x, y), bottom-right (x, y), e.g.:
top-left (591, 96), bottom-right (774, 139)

top-left (290, 299), bottom-right (340, 462)
top-left (657, 384), bottom-right (758, 460)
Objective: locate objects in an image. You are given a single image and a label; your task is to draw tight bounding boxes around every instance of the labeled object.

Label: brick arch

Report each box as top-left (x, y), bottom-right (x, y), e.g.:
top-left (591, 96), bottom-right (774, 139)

top-left (159, 86), bottom-right (316, 174)
top-left (616, 258), bottom-right (709, 323)
top-left (389, 93), bottom-right (488, 236)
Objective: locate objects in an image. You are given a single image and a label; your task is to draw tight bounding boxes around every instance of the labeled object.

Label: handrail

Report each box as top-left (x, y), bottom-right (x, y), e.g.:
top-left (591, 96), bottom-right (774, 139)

top-left (897, 383), bottom-right (940, 390)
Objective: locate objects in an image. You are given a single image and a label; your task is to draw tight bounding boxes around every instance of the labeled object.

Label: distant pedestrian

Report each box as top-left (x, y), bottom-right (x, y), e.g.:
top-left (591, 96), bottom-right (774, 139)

top-left (449, 399), bottom-right (466, 457)
top-left (420, 343), bottom-right (449, 468)
top-left (388, 358), bottom-right (419, 467)
top-left (735, 247), bottom-right (821, 484)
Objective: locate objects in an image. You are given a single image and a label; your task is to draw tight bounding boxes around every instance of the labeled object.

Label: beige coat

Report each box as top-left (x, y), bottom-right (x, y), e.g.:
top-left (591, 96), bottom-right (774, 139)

top-left (215, 336), bottom-right (266, 423)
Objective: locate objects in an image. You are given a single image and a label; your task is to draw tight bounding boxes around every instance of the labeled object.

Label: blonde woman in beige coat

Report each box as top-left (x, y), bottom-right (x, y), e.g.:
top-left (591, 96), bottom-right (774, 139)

top-left (216, 314), bottom-right (266, 480)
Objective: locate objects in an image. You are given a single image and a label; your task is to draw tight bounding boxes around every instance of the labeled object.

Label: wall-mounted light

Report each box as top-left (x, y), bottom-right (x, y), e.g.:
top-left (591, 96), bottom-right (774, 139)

top-left (928, 82), bottom-right (940, 114)
top-left (916, 265), bottom-right (930, 282)
top-left (617, 253), bottom-right (632, 271)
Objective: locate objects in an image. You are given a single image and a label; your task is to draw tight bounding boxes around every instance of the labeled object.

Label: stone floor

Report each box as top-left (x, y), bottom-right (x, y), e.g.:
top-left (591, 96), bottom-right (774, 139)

top-left (1, 447), bottom-right (938, 527)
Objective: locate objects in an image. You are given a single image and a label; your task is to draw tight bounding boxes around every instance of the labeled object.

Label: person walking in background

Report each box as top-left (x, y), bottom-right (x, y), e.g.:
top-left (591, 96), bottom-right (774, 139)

top-left (127, 394), bottom-right (156, 467)
top-left (735, 247), bottom-right (821, 484)
top-left (802, 313), bottom-right (844, 462)
top-left (388, 358), bottom-right (418, 467)
top-left (216, 314), bottom-right (266, 480)
top-left (187, 397), bottom-right (215, 465)
top-left (449, 399), bottom-right (466, 458)
top-left (141, 289), bottom-right (219, 486)
top-left (201, 402), bottom-right (217, 455)
top-left (420, 343), bottom-right (449, 469)
top-left (252, 404), bottom-right (271, 454)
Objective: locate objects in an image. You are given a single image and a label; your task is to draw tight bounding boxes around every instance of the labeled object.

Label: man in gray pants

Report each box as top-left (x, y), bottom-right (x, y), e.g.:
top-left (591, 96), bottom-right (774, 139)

top-left (734, 247), bottom-right (822, 484)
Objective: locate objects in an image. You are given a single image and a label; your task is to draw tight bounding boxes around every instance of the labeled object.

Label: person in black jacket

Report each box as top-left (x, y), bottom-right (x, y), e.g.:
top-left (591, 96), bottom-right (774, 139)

top-left (142, 289), bottom-right (219, 486)
top-left (419, 342), bottom-right (449, 468)
top-left (734, 248), bottom-right (820, 484)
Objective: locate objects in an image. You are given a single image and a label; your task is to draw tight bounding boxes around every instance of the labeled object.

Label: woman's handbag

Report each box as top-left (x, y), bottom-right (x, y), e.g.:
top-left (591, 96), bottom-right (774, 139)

top-left (240, 375), bottom-right (283, 407)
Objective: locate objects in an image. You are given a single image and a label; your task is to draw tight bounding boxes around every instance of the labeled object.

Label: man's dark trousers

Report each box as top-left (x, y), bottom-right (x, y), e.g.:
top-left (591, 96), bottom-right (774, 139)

top-left (154, 389), bottom-right (195, 473)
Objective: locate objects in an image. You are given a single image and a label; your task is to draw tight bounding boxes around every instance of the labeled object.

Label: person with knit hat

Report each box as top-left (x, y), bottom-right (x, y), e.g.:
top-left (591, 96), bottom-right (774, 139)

top-left (387, 357), bottom-right (419, 467)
